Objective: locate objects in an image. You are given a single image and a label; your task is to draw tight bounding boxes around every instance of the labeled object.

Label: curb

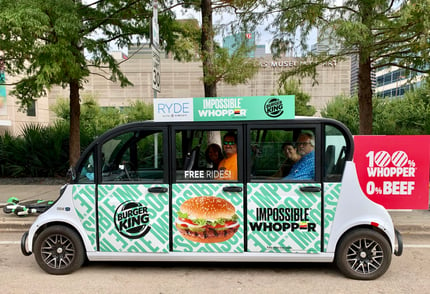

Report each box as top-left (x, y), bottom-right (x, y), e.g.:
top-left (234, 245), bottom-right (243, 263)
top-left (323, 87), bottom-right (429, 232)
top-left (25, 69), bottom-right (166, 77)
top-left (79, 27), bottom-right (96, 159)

top-left (394, 224), bottom-right (430, 235)
top-left (0, 216), bottom-right (37, 232)
top-left (0, 221), bottom-right (35, 232)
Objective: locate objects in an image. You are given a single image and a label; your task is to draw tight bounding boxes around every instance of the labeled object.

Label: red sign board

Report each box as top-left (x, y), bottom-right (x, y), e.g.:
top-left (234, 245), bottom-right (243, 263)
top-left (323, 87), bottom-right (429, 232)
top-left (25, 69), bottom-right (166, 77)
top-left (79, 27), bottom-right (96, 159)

top-left (353, 135), bottom-right (430, 209)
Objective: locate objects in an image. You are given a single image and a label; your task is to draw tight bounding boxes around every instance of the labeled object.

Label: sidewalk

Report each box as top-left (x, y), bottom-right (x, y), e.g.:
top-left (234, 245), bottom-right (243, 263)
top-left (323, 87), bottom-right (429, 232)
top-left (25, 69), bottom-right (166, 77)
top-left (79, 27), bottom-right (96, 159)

top-left (0, 183), bottom-right (64, 232)
top-left (0, 183), bottom-right (429, 234)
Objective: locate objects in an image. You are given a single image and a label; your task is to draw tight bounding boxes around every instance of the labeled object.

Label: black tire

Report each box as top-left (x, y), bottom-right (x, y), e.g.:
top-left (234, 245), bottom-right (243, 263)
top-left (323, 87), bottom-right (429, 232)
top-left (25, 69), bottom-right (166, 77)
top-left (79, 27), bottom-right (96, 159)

top-left (335, 228), bottom-right (392, 280)
top-left (3, 205), bottom-right (12, 214)
top-left (33, 225), bottom-right (85, 275)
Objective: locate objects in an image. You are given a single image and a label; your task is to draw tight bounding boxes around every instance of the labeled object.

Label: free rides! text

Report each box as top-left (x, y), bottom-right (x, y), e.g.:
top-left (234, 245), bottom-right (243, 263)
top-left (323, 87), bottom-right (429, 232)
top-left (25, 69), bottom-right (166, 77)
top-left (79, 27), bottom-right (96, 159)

top-left (184, 169), bottom-right (232, 180)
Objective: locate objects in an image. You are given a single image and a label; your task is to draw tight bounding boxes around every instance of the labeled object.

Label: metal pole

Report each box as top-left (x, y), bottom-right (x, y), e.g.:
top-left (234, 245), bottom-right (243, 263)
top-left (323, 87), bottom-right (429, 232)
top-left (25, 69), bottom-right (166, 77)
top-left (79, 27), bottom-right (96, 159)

top-left (152, 0), bottom-right (159, 168)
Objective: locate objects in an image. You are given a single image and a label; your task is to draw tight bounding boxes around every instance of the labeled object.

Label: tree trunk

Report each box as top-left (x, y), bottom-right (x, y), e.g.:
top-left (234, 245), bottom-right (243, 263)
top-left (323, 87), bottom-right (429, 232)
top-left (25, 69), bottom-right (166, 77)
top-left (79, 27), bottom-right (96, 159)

top-left (201, 0), bottom-right (217, 97)
top-left (69, 80), bottom-right (81, 168)
top-left (357, 55), bottom-right (373, 135)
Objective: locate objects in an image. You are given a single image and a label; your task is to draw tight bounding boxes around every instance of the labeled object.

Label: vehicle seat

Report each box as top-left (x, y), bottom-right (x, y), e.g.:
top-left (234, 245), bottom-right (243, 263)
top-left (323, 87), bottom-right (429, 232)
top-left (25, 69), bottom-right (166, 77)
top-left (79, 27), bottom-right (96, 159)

top-left (184, 146), bottom-right (200, 171)
top-left (325, 145), bottom-right (335, 175)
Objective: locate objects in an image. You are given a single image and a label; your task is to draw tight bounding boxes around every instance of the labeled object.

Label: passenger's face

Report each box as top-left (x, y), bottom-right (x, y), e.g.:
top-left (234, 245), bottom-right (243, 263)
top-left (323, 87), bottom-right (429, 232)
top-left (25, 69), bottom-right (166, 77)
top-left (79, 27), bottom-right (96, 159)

top-left (296, 134), bottom-right (313, 156)
top-left (223, 135), bottom-right (237, 157)
top-left (208, 147), bottom-right (219, 162)
top-left (283, 145), bottom-right (296, 159)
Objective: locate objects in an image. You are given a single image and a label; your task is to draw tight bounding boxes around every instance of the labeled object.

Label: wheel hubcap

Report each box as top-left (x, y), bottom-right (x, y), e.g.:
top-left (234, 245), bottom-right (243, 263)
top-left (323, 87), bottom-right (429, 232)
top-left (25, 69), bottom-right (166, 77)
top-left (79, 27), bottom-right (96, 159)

top-left (347, 238), bottom-right (384, 274)
top-left (41, 234), bottom-right (75, 269)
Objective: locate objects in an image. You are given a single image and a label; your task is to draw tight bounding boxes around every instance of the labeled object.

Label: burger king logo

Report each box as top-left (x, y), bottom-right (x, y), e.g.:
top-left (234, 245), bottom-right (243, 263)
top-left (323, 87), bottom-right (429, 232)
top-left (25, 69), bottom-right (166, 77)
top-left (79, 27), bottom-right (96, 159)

top-left (264, 97), bottom-right (284, 118)
top-left (114, 201), bottom-right (151, 239)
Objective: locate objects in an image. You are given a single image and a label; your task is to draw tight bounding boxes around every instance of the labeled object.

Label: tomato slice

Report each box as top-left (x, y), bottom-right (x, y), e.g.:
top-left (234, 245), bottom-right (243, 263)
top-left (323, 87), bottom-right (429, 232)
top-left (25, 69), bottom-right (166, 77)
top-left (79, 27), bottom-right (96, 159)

top-left (207, 221), bottom-right (237, 229)
top-left (178, 217), bottom-right (197, 225)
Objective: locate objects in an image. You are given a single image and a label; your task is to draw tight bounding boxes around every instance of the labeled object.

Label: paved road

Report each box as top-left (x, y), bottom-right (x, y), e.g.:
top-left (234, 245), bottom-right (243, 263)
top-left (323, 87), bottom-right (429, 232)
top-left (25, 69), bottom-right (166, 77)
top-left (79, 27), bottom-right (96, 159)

top-left (1, 232), bottom-right (430, 294)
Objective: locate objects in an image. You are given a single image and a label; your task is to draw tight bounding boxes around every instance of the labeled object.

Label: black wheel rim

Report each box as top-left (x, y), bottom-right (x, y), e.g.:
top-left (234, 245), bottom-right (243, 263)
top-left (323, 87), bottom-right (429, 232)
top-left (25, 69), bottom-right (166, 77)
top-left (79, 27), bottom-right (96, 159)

top-left (346, 237), bottom-right (384, 275)
top-left (41, 234), bottom-right (75, 270)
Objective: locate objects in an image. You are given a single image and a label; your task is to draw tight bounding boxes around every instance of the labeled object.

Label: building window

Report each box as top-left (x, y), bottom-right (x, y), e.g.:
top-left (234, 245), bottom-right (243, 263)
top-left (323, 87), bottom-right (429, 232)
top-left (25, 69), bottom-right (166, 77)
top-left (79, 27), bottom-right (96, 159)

top-left (27, 100), bottom-right (36, 117)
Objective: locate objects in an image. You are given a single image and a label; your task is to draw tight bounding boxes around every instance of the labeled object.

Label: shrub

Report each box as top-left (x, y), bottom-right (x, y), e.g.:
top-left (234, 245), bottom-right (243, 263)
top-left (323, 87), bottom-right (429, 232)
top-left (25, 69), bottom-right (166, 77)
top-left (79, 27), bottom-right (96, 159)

top-left (0, 95), bottom-right (155, 177)
top-left (0, 122), bottom-right (69, 177)
top-left (322, 83), bottom-right (430, 135)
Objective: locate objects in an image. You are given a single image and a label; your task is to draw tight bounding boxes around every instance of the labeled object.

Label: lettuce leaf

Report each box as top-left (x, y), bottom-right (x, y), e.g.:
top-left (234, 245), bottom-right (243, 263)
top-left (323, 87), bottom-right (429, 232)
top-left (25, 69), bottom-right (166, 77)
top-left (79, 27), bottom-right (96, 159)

top-left (177, 211), bottom-right (239, 227)
top-left (177, 211), bottom-right (188, 219)
top-left (208, 214), bottom-right (239, 226)
top-left (193, 218), bottom-right (207, 226)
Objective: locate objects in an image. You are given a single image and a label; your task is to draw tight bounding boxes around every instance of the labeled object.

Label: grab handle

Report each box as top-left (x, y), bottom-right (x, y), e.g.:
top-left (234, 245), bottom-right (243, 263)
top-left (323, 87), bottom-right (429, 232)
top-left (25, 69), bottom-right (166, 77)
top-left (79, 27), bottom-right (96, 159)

top-left (299, 186), bottom-right (321, 193)
top-left (223, 186), bottom-right (243, 193)
top-left (148, 187), bottom-right (168, 193)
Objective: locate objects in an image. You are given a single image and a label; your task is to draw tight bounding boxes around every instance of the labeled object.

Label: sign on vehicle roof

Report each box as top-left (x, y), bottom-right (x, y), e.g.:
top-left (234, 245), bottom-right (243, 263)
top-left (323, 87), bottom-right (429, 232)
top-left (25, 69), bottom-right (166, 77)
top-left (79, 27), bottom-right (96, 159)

top-left (153, 96), bottom-right (295, 122)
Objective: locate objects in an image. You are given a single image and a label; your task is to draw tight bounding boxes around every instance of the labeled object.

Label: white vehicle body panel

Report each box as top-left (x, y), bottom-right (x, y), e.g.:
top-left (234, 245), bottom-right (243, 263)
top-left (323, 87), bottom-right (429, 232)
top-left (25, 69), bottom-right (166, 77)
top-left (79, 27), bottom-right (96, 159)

top-left (326, 162), bottom-right (395, 253)
top-left (24, 185), bottom-right (95, 255)
top-left (24, 162), bottom-right (397, 261)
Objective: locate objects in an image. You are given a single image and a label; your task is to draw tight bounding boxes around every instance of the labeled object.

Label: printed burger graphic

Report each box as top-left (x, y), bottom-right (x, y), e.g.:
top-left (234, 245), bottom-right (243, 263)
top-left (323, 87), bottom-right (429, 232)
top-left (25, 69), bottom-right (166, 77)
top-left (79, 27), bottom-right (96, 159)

top-left (176, 196), bottom-right (239, 243)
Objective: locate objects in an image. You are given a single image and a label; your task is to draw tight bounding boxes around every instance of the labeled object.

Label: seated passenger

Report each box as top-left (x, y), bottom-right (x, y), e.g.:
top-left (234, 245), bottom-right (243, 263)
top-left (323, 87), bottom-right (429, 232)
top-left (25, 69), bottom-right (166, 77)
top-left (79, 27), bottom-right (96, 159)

top-left (217, 132), bottom-right (238, 180)
top-left (273, 142), bottom-right (301, 177)
top-left (283, 132), bottom-right (315, 180)
top-left (205, 143), bottom-right (224, 170)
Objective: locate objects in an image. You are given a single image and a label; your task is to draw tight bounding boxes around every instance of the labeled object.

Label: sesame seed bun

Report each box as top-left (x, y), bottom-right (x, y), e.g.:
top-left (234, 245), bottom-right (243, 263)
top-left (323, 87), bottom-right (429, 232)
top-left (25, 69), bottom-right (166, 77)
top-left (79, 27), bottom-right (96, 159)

top-left (179, 196), bottom-right (236, 219)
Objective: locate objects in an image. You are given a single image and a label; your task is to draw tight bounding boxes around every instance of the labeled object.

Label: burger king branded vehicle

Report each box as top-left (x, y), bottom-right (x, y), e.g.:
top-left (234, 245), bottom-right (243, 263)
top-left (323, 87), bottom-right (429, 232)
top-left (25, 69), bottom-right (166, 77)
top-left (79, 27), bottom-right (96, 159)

top-left (21, 96), bottom-right (403, 280)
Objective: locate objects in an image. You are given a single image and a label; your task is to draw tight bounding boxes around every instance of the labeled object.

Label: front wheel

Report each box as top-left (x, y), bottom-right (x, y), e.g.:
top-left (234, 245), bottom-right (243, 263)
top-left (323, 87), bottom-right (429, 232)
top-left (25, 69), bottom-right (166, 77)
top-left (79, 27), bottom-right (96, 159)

top-left (335, 228), bottom-right (392, 280)
top-left (33, 225), bottom-right (85, 275)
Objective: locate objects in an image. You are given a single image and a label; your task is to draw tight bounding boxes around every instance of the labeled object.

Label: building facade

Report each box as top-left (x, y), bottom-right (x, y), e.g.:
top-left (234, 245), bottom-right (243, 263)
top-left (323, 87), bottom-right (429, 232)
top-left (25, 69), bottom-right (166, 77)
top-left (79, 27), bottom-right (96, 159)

top-left (0, 72), bottom-right (52, 135)
top-left (374, 66), bottom-right (426, 98)
top-left (0, 47), bottom-right (351, 135)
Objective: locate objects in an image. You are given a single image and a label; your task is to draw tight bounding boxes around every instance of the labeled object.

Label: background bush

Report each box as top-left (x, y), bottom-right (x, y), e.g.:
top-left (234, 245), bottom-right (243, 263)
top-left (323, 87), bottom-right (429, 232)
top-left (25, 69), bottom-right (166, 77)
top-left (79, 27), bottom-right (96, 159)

top-left (0, 97), bottom-right (153, 178)
top-left (322, 79), bottom-right (430, 135)
top-left (0, 122), bottom-right (69, 177)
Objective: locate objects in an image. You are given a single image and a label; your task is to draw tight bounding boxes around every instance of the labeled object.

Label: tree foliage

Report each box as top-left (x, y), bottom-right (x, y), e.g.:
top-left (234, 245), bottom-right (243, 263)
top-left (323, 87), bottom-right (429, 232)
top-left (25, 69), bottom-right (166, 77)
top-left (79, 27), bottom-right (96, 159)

top-left (255, 0), bottom-right (430, 134)
top-left (322, 79), bottom-right (430, 135)
top-left (0, 0), bottom-right (262, 168)
top-left (276, 80), bottom-right (316, 116)
top-left (0, 0), bottom-right (179, 167)
top-left (0, 0), bottom-right (161, 103)
top-left (176, 0), bottom-right (261, 97)
top-left (52, 95), bottom-right (154, 138)
top-left (321, 95), bottom-right (361, 134)
top-left (203, 43), bottom-right (260, 86)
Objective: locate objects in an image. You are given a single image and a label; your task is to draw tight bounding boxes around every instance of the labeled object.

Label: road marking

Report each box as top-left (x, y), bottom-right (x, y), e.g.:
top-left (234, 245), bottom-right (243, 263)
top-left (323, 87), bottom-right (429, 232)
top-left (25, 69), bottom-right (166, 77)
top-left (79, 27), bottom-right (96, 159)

top-left (404, 244), bottom-right (430, 249)
top-left (0, 241), bottom-right (20, 245)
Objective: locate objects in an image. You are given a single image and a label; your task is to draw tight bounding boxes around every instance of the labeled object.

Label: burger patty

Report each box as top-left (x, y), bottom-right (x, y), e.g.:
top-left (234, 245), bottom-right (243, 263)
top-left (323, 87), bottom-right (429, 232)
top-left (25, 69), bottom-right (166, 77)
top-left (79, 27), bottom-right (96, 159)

top-left (176, 224), bottom-right (239, 240)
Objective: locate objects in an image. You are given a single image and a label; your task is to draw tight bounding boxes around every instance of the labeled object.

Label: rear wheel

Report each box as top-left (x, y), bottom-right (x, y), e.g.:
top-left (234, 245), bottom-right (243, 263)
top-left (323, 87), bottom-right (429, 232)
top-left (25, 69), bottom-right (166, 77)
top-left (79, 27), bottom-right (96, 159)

top-left (335, 228), bottom-right (392, 280)
top-left (3, 206), bottom-right (12, 214)
top-left (34, 225), bottom-right (85, 275)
